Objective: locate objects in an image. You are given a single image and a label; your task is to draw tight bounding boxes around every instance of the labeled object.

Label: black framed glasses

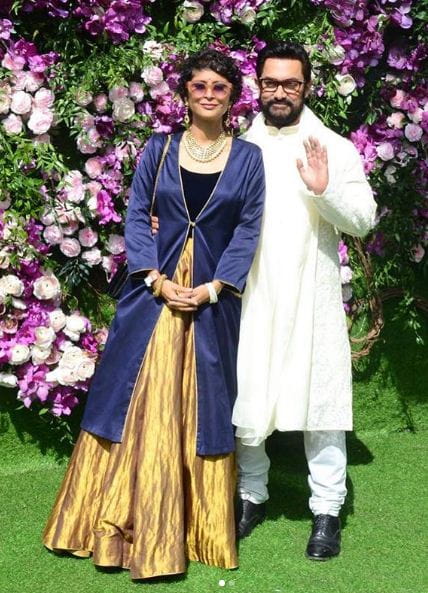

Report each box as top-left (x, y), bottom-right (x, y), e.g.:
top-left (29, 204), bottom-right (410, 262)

top-left (259, 78), bottom-right (306, 95)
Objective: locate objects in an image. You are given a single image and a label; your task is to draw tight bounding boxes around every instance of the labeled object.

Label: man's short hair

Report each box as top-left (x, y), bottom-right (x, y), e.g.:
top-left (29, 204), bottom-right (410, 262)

top-left (256, 41), bottom-right (312, 83)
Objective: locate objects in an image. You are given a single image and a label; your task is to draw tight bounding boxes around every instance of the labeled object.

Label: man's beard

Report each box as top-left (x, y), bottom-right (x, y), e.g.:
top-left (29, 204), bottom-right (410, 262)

top-left (261, 97), bottom-right (305, 128)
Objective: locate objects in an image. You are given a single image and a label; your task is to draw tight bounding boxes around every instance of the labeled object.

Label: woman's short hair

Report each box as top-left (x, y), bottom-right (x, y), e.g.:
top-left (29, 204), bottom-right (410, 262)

top-left (177, 48), bottom-right (243, 104)
top-left (256, 41), bottom-right (311, 83)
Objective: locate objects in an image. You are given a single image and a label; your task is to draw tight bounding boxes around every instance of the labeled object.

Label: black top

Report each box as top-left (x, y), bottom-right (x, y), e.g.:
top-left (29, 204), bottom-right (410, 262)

top-left (180, 167), bottom-right (221, 222)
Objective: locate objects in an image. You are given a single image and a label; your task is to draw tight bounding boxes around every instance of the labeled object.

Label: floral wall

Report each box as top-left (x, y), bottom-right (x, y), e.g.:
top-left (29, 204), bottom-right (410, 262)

top-left (0, 0), bottom-right (426, 432)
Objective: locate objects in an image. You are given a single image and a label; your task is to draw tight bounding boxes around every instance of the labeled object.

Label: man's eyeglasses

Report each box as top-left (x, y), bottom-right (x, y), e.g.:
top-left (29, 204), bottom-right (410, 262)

top-left (259, 78), bottom-right (305, 95)
top-left (187, 81), bottom-right (232, 99)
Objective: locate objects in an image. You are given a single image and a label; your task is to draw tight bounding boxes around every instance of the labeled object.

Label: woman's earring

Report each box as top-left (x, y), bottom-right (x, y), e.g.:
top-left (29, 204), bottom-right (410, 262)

top-left (225, 106), bottom-right (231, 130)
top-left (184, 102), bottom-right (190, 127)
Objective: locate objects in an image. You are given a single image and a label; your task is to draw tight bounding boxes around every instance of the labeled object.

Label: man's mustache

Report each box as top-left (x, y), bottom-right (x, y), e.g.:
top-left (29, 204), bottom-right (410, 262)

top-left (266, 99), bottom-right (294, 108)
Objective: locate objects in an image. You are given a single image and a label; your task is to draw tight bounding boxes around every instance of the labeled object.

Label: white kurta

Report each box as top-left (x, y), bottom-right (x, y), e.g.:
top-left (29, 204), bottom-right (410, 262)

top-left (232, 107), bottom-right (377, 445)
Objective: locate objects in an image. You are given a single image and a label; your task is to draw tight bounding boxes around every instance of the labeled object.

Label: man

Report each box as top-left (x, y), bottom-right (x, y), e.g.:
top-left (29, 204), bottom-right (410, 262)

top-left (232, 41), bottom-right (377, 560)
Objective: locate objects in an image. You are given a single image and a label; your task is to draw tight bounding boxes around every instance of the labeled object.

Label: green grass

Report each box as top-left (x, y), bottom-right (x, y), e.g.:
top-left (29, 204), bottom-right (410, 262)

top-left (1, 304), bottom-right (427, 593)
top-left (0, 431), bottom-right (427, 593)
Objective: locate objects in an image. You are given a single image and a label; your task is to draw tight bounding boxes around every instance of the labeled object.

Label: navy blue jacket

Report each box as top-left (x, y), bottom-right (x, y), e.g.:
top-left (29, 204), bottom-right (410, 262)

top-left (81, 131), bottom-right (265, 455)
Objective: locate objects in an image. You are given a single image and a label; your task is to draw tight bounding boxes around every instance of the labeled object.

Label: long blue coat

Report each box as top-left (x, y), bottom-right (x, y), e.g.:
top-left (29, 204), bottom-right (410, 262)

top-left (81, 131), bottom-right (265, 455)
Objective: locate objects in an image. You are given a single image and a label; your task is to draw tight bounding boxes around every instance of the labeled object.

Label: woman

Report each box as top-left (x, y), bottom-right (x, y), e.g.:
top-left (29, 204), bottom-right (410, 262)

top-left (43, 49), bottom-right (265, 579)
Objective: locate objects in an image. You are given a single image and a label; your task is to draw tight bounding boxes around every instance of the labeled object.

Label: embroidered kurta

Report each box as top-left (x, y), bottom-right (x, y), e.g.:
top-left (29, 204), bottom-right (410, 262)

top-left (81, 132), bottom-right (265, 455)
top-left (232, 107), bottom-right (377, 445)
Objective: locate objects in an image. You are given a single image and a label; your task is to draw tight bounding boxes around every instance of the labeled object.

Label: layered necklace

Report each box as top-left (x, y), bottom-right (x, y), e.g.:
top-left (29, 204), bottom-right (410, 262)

top-left (183, 129), bottom-right (227, 163)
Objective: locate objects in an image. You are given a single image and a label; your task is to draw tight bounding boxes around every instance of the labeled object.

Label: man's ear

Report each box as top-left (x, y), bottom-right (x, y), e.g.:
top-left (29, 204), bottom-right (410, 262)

top-left (304, 81), bottom-right (312, 99)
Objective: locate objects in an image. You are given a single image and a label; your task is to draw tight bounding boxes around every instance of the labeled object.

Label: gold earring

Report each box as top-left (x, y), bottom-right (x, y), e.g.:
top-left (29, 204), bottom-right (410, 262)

top-left (225, 106), bottom-right (231, 130)
top-left (184, 102), bottom-right (190, 127)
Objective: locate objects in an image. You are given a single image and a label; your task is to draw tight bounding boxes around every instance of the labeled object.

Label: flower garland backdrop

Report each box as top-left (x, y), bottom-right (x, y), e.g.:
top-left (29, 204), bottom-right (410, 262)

top-left (0, 0), bottom-right (426, 437)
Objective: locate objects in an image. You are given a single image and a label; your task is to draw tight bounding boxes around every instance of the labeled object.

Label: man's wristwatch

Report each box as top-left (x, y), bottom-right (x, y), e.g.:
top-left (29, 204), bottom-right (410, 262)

top-left (144, 271), bottom-right (160, 289)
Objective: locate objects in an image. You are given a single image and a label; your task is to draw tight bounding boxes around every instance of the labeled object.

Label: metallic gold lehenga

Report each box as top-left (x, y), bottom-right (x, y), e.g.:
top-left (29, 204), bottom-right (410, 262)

top-left (43, 239), bottom-right (238, 579)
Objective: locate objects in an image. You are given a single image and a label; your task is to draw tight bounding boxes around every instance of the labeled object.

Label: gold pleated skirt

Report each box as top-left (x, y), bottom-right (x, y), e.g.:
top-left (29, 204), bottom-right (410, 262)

top-left (43, 239), bottom-right (238, 579)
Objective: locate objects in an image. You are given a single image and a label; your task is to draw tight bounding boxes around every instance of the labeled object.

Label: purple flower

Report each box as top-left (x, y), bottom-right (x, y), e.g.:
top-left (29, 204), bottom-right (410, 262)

top-left (0, 18), bottom-right (13, 40)
top-left (96, 190), bottom-right (122, 225)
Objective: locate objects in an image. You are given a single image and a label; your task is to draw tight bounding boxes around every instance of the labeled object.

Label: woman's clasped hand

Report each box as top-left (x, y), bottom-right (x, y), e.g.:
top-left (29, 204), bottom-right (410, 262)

top-left (154, 278), bottom-right (221, 310)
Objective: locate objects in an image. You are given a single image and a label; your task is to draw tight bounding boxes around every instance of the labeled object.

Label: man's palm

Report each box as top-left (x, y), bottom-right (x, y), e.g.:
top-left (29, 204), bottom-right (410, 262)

top-left (296, 136), bottom-right (329, 196)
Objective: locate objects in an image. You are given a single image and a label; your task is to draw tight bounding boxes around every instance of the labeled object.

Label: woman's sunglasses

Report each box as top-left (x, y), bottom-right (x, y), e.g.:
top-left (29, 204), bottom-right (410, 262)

top-left (187, 81), bottom-right (232, 99)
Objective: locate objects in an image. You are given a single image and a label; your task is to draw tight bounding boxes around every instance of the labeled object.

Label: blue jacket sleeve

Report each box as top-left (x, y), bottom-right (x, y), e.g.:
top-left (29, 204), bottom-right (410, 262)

top-left (125, 134), bottom-right (166, 275)
top-left (214, 147), bottom-right (265, 293)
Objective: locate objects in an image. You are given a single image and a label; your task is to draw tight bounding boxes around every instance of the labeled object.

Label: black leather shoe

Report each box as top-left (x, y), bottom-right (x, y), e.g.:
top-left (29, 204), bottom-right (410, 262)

top-left (235, 499), bottom-right (266, 539)
top-left (305, 514), bottom-right (341, 560)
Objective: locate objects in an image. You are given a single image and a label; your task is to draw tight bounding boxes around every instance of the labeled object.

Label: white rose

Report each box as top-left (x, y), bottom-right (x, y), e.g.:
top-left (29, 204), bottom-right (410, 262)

top-left (237, 6), bottom-right (256, 25)
top-left (65, 314), bottom-right (86, 334)
top-left (0, 274), bottom-right (24, 297)
top-left (335, 74), bottom-right (356, 96)
top-left (82, 248), bottom-right (102, 266)
top-left (324, 45), bottom-right (345, 65)
top-left (59, 238), bottom-right (81, 258)
top-left (31, 344), bottom-right (52, 365)
top-left (33, 273), bottom-right (61, 300)
top-left (78, 227), bottom-right (98, 247)
top-left (43, 224), bottom-right (63, 245)
top-left (49, 309), bottom-right (67, 332)
top-left (106, 234), bottom-right (125, 255)
top-left (34, 326), bottom-right (56, 348)
top-left (9, 344), bottom-right (31, 365)
top-left (0, 372), bottom-right (18, 388)
top-left (182, 0), bottom-right (204, 23)
top-left (60, 346), bottom-right (85, 367)
top-left (112, 98), bottom-right (135, 122)
top-left (56, 366), bottom-right (80, 386)
top-left (340, 265), bottom-right (353, 284)
top-left (142, 66), bottom-right (164, 87)
top-left (0, 86), bottom-right (11, 114)
top-left (76, 358), bottom-right (96, 380)
top-left (11, 297), bottom-right (26, 310)
top-left (10, 90), bottom-right (32, 114)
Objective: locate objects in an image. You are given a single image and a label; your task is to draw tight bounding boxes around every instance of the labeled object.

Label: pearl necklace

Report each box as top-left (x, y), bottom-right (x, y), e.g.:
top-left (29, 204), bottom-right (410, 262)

top-left (183, 130), bottom-right (227, 163)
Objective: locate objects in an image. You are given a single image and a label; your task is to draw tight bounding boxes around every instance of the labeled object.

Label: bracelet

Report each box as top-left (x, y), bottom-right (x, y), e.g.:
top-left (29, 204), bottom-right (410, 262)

top-left (205, 282), bottom-right (218, 304)
top-left (152, 274), bottom-right (167, 298)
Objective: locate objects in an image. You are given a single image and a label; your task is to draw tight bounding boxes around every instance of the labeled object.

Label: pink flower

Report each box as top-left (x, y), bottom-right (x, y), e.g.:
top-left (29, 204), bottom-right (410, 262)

top-left (340, 266), bottom-right (353, 284)
top-left (106, 234), bottom-right (125, 254)
top-left (10, 90), bottom-right (32, 114)
top-left (2, 113), bottom-right (23, 134)
top-left (27, 108), bottom-right (54, 134)
top-left (84, 157), bottom-right (103, 179)
top-left (33, 273), bottom-right (61, 300)
top-left (376, 142), bottom-right (395, 161)
top-left (59, 238), bottom-right (81, 257)
top-left (75, 89), bottom-right (93, 106)
top-left (0, 83), bottom-right (11, 114)
top-left (129, 82), bottom-right (145, 102)
top-left (23, 71), bottom-right (44, 92)
top-left (108, 86), bottom-right (129, 102)
top-left (387, 112), bottom-right (405, 129)
top-left (1, 52), bottom-right (25, 71)
top-left (150, 81), bottom-right (170, 100)
top-left (33, 88), bottom-right (55, 109)
top-left (78, 227), bottom-right (98, 247)
top-left (82, 248), bottom-right (102, 266)
top-left (93, 93), bottom-right (108, 112)
top-left (96, 190), bottom-right (122, 225)
top-left (404, 123), bottom-right (423, 142)
top-left (43, 225), bottom-right (63, 245)
top-left (63, 171), bottom-right (85, 203)
top-left (142, 66), bottom-right (163, 87)
top-left (76, 135), bottom-right (97, 154)
top-left (390, 89), bottom-right (407, 109)
top-left (113, 98), bottom-right (135, 122)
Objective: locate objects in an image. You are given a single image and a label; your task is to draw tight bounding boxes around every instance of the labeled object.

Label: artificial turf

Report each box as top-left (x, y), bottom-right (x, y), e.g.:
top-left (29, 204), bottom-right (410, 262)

top-left (0, 431), bottom-right (427, 593)
top-left (1, 304), bottom-right (427, 593)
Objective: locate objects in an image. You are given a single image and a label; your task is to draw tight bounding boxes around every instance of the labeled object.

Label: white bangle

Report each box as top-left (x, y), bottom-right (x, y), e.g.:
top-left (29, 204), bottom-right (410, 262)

top-left (205, 282), bottom-right (218, 304)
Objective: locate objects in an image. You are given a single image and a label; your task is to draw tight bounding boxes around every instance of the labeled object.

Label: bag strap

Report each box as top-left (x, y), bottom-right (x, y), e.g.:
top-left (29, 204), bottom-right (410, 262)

top-left (150, 134), bottom-right (171, 216)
